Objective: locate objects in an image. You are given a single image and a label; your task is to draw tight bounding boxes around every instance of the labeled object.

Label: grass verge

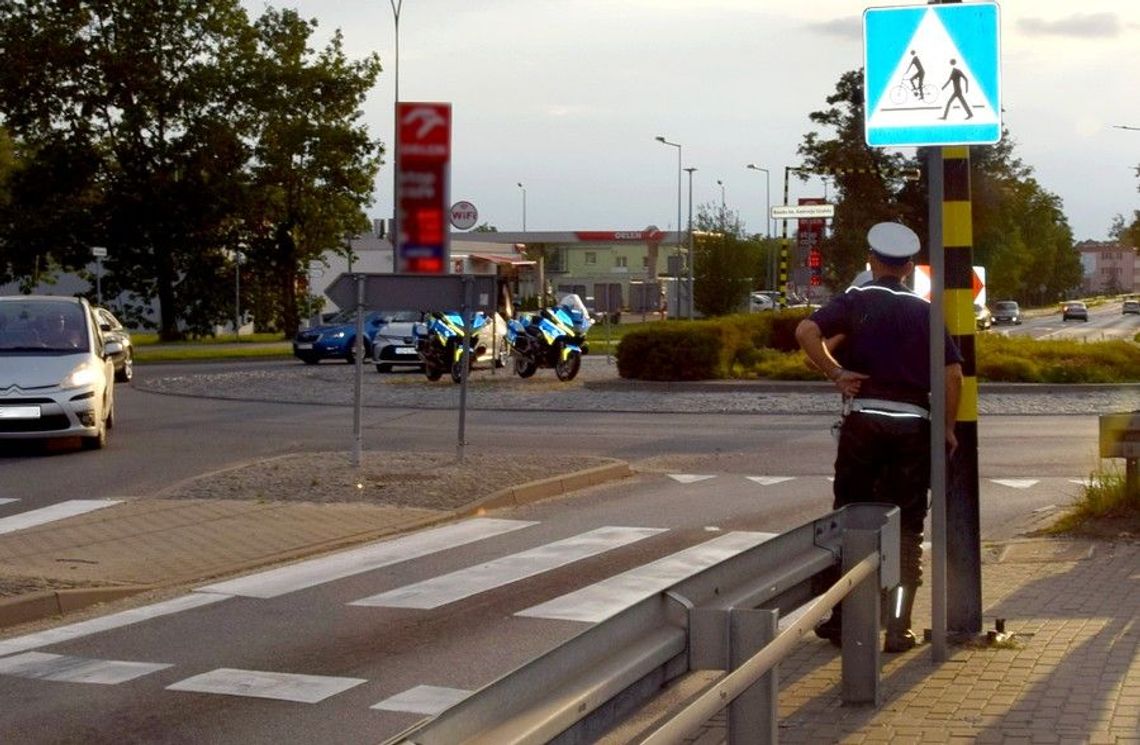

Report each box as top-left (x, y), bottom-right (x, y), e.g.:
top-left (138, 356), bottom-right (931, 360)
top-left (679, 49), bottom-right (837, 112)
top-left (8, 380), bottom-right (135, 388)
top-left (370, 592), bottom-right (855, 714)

top-left (1048, 464), bottom-right (1140, 538)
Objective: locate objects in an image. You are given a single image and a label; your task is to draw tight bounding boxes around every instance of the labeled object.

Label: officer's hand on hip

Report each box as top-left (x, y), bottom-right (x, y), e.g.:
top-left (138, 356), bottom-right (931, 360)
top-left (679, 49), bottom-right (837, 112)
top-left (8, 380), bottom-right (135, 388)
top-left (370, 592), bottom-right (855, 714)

top-left (831, 368), bottom-right (868, 397)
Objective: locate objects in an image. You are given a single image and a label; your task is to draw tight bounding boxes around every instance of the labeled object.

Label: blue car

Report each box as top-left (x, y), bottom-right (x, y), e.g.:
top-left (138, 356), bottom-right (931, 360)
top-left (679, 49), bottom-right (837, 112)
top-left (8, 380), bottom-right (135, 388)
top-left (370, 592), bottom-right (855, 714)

top-left (293, 310), bottom-right (389, 364)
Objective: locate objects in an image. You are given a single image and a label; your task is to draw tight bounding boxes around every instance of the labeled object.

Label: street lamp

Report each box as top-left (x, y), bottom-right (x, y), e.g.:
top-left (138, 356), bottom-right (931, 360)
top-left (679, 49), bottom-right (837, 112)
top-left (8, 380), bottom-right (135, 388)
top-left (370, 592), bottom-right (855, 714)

top-left (746, 164), bottom-right (774, 290)
top-left (655, 136), bottom-right (683, 317)
top-left (517, 182), bottom-right (527, 231)
top-left (684, 167), bottom-right (697, 320)
top-left (716, 179), bottom-right (725, 212)
top-left (389, 0), bottom-right (404, 249)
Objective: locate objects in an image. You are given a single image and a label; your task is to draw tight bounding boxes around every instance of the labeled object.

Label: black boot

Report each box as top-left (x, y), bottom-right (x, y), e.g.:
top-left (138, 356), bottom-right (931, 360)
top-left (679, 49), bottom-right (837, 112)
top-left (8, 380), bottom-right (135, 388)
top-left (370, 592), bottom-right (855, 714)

top-left (814, 605), bottom-right (842, 647)
top-left (884, 585), bottom-right (917, 653)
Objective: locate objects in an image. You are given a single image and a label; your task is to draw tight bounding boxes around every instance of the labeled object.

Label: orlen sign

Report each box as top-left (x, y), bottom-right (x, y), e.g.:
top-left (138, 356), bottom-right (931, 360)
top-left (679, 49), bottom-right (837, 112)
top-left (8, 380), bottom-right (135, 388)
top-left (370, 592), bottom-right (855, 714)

top-left (396, 102), bottom-right (451, 273)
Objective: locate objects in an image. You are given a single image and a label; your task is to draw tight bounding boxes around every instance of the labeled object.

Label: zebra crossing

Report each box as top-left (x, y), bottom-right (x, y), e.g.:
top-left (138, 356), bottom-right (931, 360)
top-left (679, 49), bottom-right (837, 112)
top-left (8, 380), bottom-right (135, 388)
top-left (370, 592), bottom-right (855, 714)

top-left (0, 516), bottom-right (773, 713)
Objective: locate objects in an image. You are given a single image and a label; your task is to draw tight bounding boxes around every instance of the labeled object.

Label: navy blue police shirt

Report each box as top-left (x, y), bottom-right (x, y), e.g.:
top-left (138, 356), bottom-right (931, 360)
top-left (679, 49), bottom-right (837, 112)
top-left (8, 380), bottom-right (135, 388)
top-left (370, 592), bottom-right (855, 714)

top-left (809, 276), bottom-right (963, 405)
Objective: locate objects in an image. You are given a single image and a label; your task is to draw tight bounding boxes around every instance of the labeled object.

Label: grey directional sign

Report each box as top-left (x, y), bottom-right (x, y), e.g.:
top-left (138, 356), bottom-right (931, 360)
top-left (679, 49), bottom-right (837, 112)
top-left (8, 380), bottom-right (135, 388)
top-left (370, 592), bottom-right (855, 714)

top-left (325, 273), bottom-right (498, 311)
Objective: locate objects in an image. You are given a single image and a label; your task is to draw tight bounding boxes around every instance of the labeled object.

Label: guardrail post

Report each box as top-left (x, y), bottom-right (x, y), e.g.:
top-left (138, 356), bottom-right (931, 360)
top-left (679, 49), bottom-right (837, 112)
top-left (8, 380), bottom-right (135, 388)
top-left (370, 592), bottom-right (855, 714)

top-left (727, 608), bottom-right (779, 745)
top-left (841, 527), bottom-right (882, 706)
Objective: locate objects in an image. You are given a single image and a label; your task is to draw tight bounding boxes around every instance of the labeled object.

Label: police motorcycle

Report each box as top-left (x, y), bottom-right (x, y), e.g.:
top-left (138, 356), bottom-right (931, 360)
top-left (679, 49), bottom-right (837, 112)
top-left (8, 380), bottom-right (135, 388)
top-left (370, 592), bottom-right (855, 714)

top-left (505, 293), bottom-right (593, 382)
top-left (414, 310), bottom-right (491, 383)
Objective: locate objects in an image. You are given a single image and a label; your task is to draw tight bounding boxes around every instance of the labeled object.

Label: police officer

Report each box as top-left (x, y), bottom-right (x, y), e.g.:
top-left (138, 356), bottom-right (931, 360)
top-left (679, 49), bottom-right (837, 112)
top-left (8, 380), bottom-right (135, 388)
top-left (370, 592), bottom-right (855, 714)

top-left (795, 222), bottom-right (964, 653)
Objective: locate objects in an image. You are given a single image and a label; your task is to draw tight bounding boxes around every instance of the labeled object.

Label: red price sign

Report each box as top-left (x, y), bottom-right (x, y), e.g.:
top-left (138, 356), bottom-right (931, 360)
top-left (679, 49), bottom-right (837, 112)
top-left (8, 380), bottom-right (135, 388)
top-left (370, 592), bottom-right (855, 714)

top-left (396, 102), bottom-right (451, 274)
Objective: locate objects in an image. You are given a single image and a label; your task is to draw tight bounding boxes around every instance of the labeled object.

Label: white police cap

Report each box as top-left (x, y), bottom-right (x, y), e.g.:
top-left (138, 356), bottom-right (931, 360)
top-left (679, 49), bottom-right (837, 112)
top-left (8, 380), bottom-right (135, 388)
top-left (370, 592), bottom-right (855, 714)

top-left (867, 222), bottom-right (920, 263)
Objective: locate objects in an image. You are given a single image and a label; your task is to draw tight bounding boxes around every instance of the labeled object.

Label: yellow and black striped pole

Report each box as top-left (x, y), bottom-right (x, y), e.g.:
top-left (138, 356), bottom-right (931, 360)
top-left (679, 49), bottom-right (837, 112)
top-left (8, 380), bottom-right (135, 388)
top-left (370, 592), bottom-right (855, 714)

top-left (942, 145), bottom-right (982, 636)
top-left (779, 167), bottom-right (792, 308)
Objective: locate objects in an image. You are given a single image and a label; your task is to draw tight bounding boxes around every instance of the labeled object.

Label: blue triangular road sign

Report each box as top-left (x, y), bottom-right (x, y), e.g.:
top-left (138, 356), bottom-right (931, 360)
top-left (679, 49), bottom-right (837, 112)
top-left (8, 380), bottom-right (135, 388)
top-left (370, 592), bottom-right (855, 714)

top-left (864, 2), bottom-right (1001, 147)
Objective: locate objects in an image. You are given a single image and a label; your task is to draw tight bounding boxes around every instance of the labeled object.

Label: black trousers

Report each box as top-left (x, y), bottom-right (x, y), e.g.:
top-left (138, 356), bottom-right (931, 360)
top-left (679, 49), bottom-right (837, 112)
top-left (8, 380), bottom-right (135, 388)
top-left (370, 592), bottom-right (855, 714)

top-left (833, 410), bottom-right (930, 592)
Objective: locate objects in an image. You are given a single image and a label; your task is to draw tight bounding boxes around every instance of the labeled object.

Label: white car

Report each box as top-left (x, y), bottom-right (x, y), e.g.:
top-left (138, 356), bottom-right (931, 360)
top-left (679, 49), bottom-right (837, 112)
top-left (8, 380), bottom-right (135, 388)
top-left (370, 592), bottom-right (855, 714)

top-left (0, 296), bottom-right (121, 449)
top-left (372, 310), bottom-right (427, 373)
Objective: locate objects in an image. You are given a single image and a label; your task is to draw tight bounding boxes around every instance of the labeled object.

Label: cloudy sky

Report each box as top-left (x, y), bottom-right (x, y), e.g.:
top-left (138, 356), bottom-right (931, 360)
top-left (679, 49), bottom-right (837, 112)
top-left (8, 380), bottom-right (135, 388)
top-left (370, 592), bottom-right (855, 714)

top-left (253, 0), bottom-right (1140, 243)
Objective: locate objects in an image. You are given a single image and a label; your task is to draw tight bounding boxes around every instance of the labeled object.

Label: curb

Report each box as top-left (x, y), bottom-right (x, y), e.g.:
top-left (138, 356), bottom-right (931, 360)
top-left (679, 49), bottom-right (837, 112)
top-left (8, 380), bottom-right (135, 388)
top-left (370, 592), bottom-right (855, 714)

top-left (0, 586), bottom-right (149, 630)
top-left (465, 459), bottom-right (633, 514)
top-left (0, 459), bottom-right (634, 632)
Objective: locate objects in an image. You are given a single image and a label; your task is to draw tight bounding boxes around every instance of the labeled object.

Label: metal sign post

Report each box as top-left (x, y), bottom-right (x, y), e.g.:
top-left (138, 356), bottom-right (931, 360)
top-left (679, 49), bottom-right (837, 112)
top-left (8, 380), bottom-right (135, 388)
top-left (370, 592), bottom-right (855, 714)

top-left (326, 273), bottom-right (497, 467)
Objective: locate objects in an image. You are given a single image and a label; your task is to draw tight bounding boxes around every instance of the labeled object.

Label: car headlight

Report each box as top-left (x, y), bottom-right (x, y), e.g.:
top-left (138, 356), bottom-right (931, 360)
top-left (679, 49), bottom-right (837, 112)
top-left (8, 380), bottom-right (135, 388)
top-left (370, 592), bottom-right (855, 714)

top-left (325, 330), bottom-right (347, 340)
top-left (62, 363), bottom-right (99, 389)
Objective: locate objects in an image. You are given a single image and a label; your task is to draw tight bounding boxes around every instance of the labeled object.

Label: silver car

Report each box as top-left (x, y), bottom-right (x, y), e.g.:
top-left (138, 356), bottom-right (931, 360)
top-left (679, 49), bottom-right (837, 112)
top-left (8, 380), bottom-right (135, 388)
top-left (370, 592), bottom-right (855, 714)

top-left (372, 310), bottom-right (427, 373)
top-left (0, 296), bottom-right (121, 449)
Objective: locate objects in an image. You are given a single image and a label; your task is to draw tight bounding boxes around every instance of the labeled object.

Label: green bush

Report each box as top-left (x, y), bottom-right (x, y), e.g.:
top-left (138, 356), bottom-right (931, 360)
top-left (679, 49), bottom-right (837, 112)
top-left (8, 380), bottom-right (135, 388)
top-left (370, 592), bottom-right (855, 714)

top-left (615, 312), bottom-right (1140, 383)
top-left (616, 325), bottom-right (723, 380)
top-left (975, 352), bottom-right (1039, 382)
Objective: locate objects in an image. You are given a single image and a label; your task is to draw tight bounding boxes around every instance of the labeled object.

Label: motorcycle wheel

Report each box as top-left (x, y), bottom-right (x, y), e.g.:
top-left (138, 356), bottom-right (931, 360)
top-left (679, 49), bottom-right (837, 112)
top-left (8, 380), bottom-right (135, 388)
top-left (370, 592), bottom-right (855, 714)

top-left (555, 350), bottom-right (581, 382)
top-left (514, 356), bottom-right (538, 379)
top-left (451, 358), bottom-right (466, 384)
top-left (424, 364), bottom-right (444, 382)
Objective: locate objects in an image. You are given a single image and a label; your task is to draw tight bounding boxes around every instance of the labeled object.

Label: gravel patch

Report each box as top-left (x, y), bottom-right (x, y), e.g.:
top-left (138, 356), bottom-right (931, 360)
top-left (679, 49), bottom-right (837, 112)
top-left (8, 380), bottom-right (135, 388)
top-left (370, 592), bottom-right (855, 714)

top-left (156, 450), bottom-right (610, 512)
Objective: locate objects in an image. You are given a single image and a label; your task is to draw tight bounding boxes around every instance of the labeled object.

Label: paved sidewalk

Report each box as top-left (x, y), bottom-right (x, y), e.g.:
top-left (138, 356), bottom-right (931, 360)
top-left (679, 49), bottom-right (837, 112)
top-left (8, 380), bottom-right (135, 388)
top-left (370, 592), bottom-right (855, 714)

top-left (691, 538), bottom-right (1140, 744)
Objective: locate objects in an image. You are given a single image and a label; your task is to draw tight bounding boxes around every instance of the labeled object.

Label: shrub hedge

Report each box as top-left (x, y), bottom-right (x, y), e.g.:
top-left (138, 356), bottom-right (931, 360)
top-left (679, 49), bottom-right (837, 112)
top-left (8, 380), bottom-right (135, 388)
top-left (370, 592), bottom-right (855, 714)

top-left (616, 313), bottom-right (1140, 384)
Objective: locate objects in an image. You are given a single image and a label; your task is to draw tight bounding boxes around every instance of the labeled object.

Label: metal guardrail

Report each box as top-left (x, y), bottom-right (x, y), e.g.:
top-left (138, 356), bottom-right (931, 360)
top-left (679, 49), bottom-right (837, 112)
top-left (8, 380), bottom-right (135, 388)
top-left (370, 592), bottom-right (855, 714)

top-left (385, 503), bottom-right (900, 745)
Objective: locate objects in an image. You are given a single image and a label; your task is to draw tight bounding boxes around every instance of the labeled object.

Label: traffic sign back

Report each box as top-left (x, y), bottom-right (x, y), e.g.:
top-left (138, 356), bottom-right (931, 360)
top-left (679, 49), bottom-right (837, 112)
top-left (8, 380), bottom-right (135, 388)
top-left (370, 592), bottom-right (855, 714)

top-left (864, 3), bottom-right (1001, 147)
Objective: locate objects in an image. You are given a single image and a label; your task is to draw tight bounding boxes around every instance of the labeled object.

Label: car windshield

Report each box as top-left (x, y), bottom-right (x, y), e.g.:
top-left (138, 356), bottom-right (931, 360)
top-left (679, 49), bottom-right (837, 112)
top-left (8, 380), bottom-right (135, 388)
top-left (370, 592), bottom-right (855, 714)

top-left (381, 310), bottom-right (422, 323)
top-left (0, 300), bottom-right (89, 353)
top-left (996, 302), bottom-right (1018, 311)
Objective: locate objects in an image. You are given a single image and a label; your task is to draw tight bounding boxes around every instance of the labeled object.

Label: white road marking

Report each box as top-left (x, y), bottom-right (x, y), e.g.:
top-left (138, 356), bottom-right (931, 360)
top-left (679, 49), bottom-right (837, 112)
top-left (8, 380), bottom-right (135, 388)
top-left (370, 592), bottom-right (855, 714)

top-left (196, 518), bottom-right (537, 599)
top-left (668, 474), bottom-right (717, 484)
top-left (517, 531), bottom-right (778, 623)
top-left (167, 668), bottom-right (366, 704)
top-left (746, 476), bottom-right (796, 486)
top-left (0, 594), bottom-right (230, 658)
top-left (0, 498), bottom-right (17, 507)
top-left (1068, 478), bottom-right (1093, 487)
top-left (371, 685), bottom-right (471, 715)
top-left (350, 526), bottom-right (664, 610)
top-left (990, 479), bottom-right (1040, 489)
top-left (0, 652), bottom-right (170, 685)
top-left (0, 499), bottom-right (122, 536)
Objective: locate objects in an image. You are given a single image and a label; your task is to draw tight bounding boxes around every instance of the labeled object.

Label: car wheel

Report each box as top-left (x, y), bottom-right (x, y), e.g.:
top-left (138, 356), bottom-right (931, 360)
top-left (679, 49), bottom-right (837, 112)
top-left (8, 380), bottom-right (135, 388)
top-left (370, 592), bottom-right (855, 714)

top-left (83, 416), bottom-right (108, 450)
top-left (298, 354), bottom-right (320, 365)
top-left (115, 353), bottom-right (134, 383)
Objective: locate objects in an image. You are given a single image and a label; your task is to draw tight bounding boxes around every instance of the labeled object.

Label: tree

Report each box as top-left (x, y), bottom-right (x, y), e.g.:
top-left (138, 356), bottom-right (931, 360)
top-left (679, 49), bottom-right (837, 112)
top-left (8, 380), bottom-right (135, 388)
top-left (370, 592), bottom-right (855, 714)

top-left (798, 69), bottom-right (1081, 303)
top-left (0, 1), bottom-right (382, 338)
top-left (0, 0), bottom-right (255, 337)
top-left (691, 202), bottom-right (764, 316)
top-left (242, 9), bottom-right (382, 336)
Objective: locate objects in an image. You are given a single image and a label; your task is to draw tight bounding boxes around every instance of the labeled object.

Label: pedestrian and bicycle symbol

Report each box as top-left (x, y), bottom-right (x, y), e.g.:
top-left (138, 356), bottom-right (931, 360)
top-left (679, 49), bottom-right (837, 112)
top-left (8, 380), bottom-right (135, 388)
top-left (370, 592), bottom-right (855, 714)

top-left (864, 2), bottom-right (1001, 147)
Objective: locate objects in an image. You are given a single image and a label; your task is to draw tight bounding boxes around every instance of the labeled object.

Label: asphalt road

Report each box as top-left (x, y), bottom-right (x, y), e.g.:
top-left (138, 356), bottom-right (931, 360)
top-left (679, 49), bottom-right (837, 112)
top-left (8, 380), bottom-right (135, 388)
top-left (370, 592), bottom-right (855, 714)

top-left (0, 356), bottom-right (1124, 743)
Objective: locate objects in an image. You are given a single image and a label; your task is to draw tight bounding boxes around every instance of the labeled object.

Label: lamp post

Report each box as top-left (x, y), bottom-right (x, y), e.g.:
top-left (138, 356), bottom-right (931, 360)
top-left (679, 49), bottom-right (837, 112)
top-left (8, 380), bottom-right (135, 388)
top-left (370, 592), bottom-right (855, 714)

top-left (234, 246), bottom-right (247, 339)
top-left (517, 182), bottom-right (527, 231)
top-left (655, 136), bottom-right (682, 318)
top-left (746, 164), bottom-right (773, 289)
top-left (684, 167), bottom-right (697, 320)
top-left (389, 0), bottom-right (404, 250)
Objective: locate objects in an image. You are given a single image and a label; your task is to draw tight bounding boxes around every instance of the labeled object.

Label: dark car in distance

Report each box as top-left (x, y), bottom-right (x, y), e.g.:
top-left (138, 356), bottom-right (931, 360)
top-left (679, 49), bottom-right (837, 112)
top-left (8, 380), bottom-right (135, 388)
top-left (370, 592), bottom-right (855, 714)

top-left (1061, 301), bottom-right (1088, 322)
top-left (1123, 298), bottom-right (1140, 315)
top-left (991, 300), bottom-right (1021, 325)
